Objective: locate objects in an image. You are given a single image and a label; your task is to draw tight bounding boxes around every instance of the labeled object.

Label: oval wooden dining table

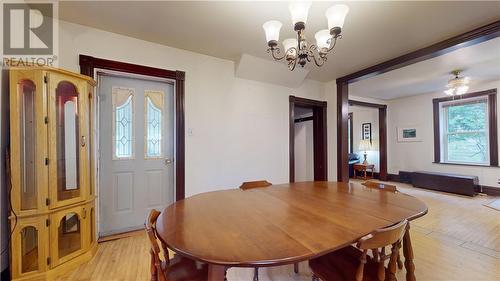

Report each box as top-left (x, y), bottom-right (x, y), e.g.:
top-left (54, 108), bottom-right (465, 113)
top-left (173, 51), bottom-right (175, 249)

top-left (155, 181), bottom-right (428, 281)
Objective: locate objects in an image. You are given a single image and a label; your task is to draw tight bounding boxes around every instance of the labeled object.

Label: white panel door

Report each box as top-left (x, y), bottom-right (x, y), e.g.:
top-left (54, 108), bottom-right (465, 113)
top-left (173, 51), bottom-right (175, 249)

top-left (98, 74), bottom-right (174, 236)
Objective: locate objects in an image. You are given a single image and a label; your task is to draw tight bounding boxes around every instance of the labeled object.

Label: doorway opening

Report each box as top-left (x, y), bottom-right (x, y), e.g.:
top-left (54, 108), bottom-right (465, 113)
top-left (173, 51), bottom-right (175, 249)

top-left (348, 100), bottom-right (387, 180)
top-left (289, 96), bottom-right (327, 182)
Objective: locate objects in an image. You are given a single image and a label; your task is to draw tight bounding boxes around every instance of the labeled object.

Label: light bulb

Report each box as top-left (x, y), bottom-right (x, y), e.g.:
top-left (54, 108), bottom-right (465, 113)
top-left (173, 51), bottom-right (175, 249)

top-left (262, 20), bottom-right (282, 44)
top-left (289, 1), bottom-right (312, 25)
top-left (283, 38), bottom-right (298, 57)
top-left (325, 4), bottom-right (349, 30)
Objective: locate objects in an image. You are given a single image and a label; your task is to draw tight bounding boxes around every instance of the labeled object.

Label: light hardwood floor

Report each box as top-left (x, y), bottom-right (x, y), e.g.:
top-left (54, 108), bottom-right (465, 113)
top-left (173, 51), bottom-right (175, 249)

top-left (57, 181), bottom-right (500, 281)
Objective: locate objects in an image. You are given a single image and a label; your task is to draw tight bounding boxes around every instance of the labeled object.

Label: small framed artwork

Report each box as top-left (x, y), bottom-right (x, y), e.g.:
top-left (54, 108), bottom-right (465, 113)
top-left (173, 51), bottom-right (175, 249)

top-left (362, 123), bottom-right (372, 142)
top-left (397, 126), bottom-right (422, 142)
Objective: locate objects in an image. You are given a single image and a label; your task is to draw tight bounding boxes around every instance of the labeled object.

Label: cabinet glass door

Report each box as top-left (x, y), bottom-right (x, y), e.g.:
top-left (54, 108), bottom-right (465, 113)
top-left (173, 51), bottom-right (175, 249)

top-left (48, 73), bottom-right (89, 208)
top-left (9, 70), bottom-right (48, 215)
top-left (11, 217), bottom-right (48, 279)
top-left (50, 206), bottom-right (89, 266)
top-left (19, 80), bottom-right (37, 210)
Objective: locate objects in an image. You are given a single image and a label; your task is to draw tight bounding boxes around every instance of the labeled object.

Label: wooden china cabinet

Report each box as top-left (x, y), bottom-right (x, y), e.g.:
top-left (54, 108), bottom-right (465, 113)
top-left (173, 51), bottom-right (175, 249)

top-left (8, 66), bottom-right (97, 280)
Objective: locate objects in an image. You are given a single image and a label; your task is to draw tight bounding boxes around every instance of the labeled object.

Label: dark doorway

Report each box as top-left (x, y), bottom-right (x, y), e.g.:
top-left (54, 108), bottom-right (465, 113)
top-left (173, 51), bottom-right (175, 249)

top-left (289, 96), bottom-right (327, 182)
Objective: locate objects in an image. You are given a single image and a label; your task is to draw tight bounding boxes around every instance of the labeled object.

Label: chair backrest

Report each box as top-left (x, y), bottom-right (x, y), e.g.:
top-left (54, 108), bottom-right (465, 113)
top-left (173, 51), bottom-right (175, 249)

top-left (362, 180), bottom-right (398, 193)
top-left (357, 219), bottom-right (408, 250)
top-left (239, 180), bottom-right (272, 190)
top-left (355, 220), bottom-right (408, 281)
top-left (145, 209), bottom-right (169, 281)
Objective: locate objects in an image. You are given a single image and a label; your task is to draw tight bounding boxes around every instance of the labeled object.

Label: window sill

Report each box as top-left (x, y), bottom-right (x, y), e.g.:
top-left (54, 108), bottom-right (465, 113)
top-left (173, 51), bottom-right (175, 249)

top-left (432, 162), bottom-right (499, 168)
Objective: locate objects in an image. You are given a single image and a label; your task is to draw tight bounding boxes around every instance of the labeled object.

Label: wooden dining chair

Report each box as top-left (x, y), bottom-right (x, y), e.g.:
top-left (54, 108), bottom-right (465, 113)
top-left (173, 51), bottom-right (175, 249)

top-left (239, 180), bottom-right (299, 280)
top-left (361, 180), bottom-right (398, 193)
top-left (361, 180), bottom-right (403, 269)
top-left (145, 209), bottom-right (209, 281)
top-left (239, 180), bottom-right (272, 190)
top-left (309, 219), bottom-right (408, 281)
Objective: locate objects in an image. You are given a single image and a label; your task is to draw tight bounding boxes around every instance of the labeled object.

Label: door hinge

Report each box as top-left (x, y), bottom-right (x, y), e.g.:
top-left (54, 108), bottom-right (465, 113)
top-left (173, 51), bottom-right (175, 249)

top-left (45, 158), bottom-right (49, 165)
top-left (47, 257), bottom-right (51, 265)
top-left (46, 198), bottom-right (50, 206)
top-left (44, 75), bottom-right (48, 84)
top-left (46, 218), bottom-right (50, 227)
top-left (44, 116), bottom-right (48, 124)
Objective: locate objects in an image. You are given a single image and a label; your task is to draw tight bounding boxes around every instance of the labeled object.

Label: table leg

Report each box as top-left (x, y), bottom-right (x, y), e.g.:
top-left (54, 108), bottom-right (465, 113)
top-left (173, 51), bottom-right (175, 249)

top-left (403, 224), bottom-right (416, 281)
top-left (208, 264), bottom-right (226, 281)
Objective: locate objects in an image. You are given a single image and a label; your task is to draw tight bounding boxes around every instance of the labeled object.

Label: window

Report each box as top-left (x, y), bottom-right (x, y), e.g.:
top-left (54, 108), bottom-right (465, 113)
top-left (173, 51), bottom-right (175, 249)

top-left (112, 87), bottom-right (135, 159)
top-left (433, 89), bottom-right (498, 166)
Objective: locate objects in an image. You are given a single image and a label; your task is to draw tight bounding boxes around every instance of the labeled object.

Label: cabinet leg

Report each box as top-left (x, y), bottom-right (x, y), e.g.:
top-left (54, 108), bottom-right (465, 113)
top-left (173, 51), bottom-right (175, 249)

top-left (294, 263), bottom-right (299, 274)
top-left (403, 224), bottom-right (416, 281)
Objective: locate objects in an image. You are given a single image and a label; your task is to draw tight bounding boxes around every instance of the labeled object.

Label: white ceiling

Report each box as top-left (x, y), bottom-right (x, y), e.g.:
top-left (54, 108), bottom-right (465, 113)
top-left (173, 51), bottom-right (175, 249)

top-left (59, 1), bottom-right (500, 82)
top-left (349, 37), bottom-right (500, 100)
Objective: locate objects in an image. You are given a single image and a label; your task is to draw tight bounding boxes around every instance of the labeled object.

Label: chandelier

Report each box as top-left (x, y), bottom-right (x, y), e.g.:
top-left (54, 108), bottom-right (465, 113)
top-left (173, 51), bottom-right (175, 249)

top-left (444, 70), bottom-right (470, 96)
top-left (262, 2), bottom-right (349, 71)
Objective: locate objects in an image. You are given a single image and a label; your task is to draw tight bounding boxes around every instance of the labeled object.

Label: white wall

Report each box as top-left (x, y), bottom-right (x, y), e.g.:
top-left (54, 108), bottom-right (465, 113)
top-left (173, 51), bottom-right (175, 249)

top-left (387, 80), bottom-right (500, 188)
top-left (294, 120), bottom-right (314, 181)
top-left (349, 106), bottom-right (380, 172)
top-left (57, 20), bottom-right (338, 196)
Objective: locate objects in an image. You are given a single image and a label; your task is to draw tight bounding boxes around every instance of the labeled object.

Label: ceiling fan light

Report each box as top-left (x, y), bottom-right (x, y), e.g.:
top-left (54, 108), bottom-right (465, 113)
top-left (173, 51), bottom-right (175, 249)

top-left (325, 4), bottom-right (349, 30)
top-left (262, 20), bottom-right (283, 44)
top-left (456, 85), bottom-right (469, 96)
top-left (289, 1), bottom-right (312, 25)
top-left (444, 89), bottom-right (454, 96)
top-left (315, 29), bottom-right (331, 50)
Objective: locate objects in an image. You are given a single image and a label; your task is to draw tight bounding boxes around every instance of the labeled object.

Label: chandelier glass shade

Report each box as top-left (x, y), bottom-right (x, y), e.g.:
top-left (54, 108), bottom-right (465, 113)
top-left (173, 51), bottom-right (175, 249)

top-left (444, 70), bottom-right (470, 96)
top-left (262, 2), bottom-right (349, 71)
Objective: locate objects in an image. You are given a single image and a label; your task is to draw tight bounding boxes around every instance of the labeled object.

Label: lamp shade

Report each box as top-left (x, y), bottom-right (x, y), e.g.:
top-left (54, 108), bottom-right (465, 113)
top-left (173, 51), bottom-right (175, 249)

top-left (358, 139), bottom-right (372, 151)
top-left (325, 4), bottom-right (349, 29)
top-left (283, 38), bottom-right (298, 56)
top-left (289, 1), bottom-right (312, 24)
top-left (444, 74), bottom-right (470, 96)
top-left (315, 29), bottom-right (331, 50)
top-left (262, 20), bottom-right (282, 43)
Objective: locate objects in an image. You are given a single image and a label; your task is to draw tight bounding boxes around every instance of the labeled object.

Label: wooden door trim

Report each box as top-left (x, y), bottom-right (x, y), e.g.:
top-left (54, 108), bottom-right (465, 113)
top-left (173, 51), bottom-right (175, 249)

top-left (289, 96), bottom-right (327, 182)
top-left (336, 20), bottom-right (500, 182)
top-left (79, 55), bottom-right (185, 201)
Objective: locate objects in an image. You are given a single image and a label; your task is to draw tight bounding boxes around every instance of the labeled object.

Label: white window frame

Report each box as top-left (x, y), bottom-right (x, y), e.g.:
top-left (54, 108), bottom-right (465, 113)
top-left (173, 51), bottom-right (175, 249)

top-left (440, 96), bottom-right (490, 165)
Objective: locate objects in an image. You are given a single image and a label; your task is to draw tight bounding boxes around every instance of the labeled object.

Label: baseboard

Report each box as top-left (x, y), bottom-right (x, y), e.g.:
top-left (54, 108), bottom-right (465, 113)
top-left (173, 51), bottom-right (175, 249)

top-left (387, 173), bottom-right (400, 182)
top-left (481, 185), bottom-right (500, 196)
top-left (1, 267), bottom-right (10, 281)
top-left (388, 172), bottom-right (500, 197)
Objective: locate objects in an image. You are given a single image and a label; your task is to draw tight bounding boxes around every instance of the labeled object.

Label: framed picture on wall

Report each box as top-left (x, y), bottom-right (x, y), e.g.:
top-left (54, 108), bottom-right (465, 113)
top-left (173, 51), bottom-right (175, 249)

top-left (397, 126), bottom-right (422, 142)
top-left (362, 123), bottom-right (372, 142)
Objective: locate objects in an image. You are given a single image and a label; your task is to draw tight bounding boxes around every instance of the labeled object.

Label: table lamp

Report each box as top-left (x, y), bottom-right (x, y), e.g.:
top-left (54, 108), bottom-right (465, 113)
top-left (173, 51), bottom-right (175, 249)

top-left (358, 139), bottom-right (372, 165)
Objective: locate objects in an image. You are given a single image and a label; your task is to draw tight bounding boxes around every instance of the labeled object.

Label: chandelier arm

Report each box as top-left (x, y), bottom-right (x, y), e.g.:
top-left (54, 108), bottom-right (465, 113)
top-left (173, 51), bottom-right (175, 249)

top-left (267, 47), bottom-right (286, 60)
top-left (307, 44), bottom-right (326, 67)
top-left (327, 35), bottom-right (341, 52)
top-left (288, 57), bottom-right (297, 71)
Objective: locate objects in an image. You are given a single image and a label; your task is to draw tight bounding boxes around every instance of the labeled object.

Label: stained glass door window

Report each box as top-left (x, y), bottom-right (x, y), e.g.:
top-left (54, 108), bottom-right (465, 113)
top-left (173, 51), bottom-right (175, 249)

top-left (112, 87), bottom-right (135, 159)
top-left (144, 91), bottom-right (164, 158)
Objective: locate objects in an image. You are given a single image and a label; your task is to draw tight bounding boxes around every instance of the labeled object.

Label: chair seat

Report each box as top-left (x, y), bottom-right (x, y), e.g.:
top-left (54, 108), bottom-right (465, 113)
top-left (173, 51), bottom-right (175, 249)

top-left (163, 255), bottom-right (208, 281)
top-left (309, 246), bottom-right (381, 281)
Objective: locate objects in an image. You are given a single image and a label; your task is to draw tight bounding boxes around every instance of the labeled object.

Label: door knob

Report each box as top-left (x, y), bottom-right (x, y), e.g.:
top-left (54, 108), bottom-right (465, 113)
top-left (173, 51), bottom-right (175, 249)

top-left (164, 159), bottom-right (173, 165)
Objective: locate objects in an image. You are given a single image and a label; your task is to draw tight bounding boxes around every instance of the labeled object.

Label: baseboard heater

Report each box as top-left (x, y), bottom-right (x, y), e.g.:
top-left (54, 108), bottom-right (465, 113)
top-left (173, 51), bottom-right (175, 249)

top-left (410, 171), bottom-right (479, 197)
